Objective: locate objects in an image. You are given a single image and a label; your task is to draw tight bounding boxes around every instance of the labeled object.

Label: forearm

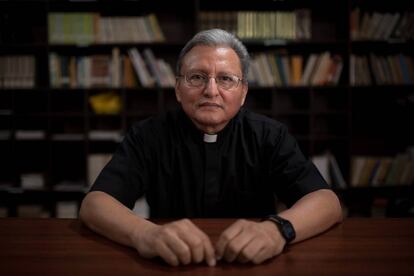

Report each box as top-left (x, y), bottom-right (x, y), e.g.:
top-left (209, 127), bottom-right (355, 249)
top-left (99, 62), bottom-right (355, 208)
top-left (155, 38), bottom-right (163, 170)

top-left (80, 191), bottom-right (216, 266)
top-left (79, 191), bottom-right (155, 248)
top-left (278, 189), bottom-right (343, 244)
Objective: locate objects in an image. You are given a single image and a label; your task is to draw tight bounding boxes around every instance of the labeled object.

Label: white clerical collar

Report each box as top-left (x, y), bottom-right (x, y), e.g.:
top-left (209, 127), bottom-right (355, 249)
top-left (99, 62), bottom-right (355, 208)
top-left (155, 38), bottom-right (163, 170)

top-left (203, 133), bottom-right (217, 143)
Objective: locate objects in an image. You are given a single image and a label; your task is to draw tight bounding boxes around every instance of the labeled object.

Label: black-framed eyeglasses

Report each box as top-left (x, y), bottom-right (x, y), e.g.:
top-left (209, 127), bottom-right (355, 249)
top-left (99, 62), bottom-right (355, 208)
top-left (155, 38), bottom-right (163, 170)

top-left (177, 72), bottom-right (243, 90)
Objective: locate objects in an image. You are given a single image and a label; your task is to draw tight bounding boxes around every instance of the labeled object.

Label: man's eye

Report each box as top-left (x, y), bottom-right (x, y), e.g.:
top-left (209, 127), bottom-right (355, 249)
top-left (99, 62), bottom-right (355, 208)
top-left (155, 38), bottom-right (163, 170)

top-left (218, 75), bottom-right (234, 82)
top-left (189, 74), bottom-right (206, 81)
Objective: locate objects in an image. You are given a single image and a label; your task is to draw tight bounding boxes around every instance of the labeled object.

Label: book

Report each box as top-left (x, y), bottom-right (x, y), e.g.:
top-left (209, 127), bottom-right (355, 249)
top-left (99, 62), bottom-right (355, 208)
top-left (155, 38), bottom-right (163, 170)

top-left (312, 151), bottom-right (347, 189)
top-left (328, 152), bottom-right (347, 189)
top-left (290, 55), bottom-right (303, 86)
top-left (301, 54), bottom-right (318, 85)
top-left (371, 158), bottom-right (393, 186)
top-left (127, 48), bottom-right (155, 88)
top-left (351, 156), bottom-right (367, 187)
top-left (142, 48), bottom-right (164, 87)
top-left (350, 8), bottom-right (360, 40)
top-left (122, 55), bottom-right (139, 88)
top-left (311, 52), bottom-right (331, 86)
top-left (312, 154), bottom-right (331, 185)
top-left (87, 154), bottom-right (113, 187)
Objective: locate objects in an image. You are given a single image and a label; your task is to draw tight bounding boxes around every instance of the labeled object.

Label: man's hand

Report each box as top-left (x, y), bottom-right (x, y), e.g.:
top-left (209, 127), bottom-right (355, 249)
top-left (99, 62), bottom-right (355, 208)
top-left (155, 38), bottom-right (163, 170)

top-left (215, 219), bottom-right (286, 264)
top-left (132, 219), bottom-right (216, 267)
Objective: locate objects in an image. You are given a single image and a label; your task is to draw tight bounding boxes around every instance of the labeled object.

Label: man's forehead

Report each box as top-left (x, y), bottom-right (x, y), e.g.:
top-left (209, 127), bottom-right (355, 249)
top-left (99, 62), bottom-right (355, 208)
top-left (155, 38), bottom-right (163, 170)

top-left (182, 45), bottom-right (241, 71)
top-left (184, 45), bottom-right (238, 59)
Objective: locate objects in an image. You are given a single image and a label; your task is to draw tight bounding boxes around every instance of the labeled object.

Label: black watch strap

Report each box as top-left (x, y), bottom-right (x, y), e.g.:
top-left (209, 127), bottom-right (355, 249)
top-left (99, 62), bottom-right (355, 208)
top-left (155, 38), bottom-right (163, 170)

top-left (261, 215), bottom-right (296, 244)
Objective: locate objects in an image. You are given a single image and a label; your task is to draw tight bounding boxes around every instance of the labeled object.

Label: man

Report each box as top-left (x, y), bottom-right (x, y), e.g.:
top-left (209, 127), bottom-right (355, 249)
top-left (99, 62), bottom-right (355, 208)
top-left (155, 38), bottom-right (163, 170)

top-left (80, 29), bottom-right (342, 267)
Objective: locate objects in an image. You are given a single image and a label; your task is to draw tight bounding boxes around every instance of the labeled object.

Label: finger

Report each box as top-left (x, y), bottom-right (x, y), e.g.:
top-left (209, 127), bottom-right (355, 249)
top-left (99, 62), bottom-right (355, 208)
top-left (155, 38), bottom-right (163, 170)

top-left (222, 229), bottom-right (255, 263)
top-left (215, 220), bottom-right (245, 260)
top-left (237, 237), bottom-right (265, 263)
top-left (190, 237), bottom-right (204, 264)
top-left (164, 232), bottom-right (192, 265)
top-left (252, 246), bottom-right (274, 264)
top-left (177, 220), bottom-right (216, 266)
top-left (202, 235), bottom-right (216, 266)
top-left (155, 240), bottom-right (179, 266)
top-left (178, 229), bottom-right (204, 264)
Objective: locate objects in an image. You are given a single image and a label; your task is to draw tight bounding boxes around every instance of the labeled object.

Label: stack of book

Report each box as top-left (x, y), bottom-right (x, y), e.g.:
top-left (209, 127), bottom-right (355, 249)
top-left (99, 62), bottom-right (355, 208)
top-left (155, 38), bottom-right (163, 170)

top-left (350, 54), bottom-right (414, 86)
top-left (49, 48), bottom-right (175, 88)
top-left (351, 9), bottom-right (414, 41)
top-left (248, 51), bottom-right (343, 87)
top-left (350, 148), bottom-right (414, 187)
top-left (199, 10), bottom-right (311, 41)
top-left (0, 56), bottom-right (35, 88)
top-left (48, 13), bottom-right (164, 45)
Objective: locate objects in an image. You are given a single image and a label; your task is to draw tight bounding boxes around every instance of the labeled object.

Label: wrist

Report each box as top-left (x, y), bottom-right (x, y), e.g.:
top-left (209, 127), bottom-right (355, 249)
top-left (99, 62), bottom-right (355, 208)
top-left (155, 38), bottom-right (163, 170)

top-left (262, 220), bottom-right (287, 247)
top-left (261, 215), bottom-right (296, 247)
top-left (129, 218), bottom-right (157, 248)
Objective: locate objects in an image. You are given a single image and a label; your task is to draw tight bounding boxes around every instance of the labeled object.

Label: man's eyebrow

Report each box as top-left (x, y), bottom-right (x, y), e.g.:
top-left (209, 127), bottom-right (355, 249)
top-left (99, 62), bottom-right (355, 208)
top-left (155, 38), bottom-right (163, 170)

top-left (186, 68), bottom-right (240, 76)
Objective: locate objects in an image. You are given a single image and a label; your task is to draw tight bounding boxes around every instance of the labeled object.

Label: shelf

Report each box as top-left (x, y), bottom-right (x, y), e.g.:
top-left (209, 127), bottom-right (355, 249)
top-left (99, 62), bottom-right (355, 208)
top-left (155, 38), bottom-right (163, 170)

top-left (0, 43), bottom-right (47, 51)
top-left (244, 39), bottom-right (348, 47)
top-left (337, 186), bottom-right (414, 199)
top-left (49, 112), bottom-right (84, 117)
top-left (48, 41), bottom-right (186, 50)
top-left (351, 40), bottom-right (414, 51)
top-left (1, 0), bottom-right (413, 217)
top-left (50, 133), bottom-right (85, 142)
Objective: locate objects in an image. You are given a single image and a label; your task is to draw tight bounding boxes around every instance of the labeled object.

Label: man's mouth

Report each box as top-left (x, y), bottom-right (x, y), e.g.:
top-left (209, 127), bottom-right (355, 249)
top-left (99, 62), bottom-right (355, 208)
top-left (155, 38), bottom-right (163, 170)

top-left (198, 102), bottom-right (222, 109)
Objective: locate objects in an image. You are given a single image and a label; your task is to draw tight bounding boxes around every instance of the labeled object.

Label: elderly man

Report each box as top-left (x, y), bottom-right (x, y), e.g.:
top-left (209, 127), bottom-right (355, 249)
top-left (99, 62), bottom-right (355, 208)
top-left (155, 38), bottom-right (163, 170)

top-left (80, 29), bottom-right (342, 267)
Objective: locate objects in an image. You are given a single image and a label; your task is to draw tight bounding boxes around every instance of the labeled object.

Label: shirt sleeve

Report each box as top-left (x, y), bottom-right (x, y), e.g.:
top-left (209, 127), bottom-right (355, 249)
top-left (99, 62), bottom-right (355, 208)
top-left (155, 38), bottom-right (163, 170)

top-left (89, 125), bottom-right (150, 209)
top-left (268, 124), bottom-right (330, 207)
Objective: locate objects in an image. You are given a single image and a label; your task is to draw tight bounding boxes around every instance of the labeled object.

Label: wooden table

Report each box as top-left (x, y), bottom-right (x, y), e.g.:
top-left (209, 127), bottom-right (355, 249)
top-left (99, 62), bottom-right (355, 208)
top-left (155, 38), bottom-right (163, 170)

top-left (0, 218), bottom-right (413, 275)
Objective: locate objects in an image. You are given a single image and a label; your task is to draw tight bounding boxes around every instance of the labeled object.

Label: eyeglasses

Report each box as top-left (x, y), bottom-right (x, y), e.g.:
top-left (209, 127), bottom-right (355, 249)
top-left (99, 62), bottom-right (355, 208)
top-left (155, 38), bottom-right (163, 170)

top-left (177, 72), bottom-right (243, 90)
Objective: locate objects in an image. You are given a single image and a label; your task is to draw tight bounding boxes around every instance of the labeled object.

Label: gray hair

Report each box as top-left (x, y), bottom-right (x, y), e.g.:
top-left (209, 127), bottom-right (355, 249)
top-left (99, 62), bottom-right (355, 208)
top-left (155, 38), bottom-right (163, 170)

top-left (176, 29), bottom-right (250, 81)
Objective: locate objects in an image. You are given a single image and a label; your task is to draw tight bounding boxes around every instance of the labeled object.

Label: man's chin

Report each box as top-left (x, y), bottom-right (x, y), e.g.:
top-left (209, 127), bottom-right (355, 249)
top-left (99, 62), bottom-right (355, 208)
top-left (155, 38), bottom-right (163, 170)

top-left (195, 109), bottom-right (222, 120)
top-left (192, 114), bottom-right (227, 132)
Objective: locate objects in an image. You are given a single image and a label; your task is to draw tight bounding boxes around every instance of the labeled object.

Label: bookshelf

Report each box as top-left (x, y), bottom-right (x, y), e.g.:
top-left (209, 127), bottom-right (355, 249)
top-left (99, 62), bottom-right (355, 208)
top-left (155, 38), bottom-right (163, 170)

top-left (0, 0), bottom-right (413, 218)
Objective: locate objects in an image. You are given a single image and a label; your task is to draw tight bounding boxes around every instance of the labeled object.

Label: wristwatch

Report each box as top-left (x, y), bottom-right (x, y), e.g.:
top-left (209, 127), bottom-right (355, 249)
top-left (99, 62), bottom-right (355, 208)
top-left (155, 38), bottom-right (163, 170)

top-left (262, 215), bottom-right (296, 244)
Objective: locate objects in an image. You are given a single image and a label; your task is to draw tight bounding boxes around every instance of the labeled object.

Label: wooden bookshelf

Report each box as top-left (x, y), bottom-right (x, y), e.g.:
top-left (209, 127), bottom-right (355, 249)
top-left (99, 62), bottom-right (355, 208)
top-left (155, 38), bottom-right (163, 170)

top-left (0, 0), bottom-right (413, 217)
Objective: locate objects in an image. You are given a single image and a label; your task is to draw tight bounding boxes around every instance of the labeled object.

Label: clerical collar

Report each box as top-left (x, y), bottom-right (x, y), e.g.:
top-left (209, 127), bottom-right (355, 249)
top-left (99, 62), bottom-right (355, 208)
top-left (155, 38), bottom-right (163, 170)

top-left (178, 107), bottom-right (243, 145)
top-left (203, 133), bottom-right (217, 143)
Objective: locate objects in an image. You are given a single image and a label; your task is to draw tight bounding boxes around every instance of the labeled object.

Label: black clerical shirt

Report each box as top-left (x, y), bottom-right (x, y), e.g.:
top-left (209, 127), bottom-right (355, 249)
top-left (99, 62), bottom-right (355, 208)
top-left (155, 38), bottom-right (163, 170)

top-left (91, 108), bottom-right (329, 218)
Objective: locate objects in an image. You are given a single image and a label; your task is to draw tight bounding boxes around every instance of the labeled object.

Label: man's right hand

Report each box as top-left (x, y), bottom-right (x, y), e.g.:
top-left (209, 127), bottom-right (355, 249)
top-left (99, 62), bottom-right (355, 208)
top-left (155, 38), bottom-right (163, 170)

top-left (132, 219), bottom-right (216, 267)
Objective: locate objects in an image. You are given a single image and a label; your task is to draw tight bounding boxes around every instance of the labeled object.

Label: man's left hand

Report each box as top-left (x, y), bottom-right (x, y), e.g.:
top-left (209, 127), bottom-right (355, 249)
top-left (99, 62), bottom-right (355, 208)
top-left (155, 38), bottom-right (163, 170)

top-left (215, 219), bottom-right (286, 264)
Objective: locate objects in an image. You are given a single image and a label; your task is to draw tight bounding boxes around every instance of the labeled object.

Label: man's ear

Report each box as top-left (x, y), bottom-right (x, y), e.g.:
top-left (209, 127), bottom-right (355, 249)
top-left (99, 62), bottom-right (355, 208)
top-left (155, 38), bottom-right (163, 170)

top-left (175, 79), bottom-right (182, 103)
top-left (240, 83), bottom-right (248, 106)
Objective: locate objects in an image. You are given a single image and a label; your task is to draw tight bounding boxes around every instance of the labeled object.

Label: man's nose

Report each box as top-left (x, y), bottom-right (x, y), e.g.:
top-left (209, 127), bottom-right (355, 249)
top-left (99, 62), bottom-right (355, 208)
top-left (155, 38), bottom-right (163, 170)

top-left (203, 77), bottom-right (220, 97)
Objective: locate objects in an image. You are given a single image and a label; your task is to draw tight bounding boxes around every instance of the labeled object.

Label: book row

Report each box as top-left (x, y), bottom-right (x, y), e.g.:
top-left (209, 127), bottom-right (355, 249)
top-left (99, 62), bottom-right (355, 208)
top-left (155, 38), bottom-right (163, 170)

top-left (0, 56), bottom-right (35, 89)
top-left (248, 51), bottom-right (343, 87)
top-left (4, 52), bottom-right (413, 90)
top-left (350, 54), bottom-right (414, 86)
top-left (49, 48), bottom-right (175, 88)
top-left (199, 10), bottom-right (311, 40)
top-left (350, 9), bottom-right (414, 41)
top-left (48, 13), bottom-right (164, 45)
top-left (351, 148), bottom-right (414, 187)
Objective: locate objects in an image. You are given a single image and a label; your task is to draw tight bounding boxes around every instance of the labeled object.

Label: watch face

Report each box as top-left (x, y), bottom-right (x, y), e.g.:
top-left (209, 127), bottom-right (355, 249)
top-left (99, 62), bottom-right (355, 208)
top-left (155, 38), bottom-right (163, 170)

top-left (264, 215), bottom-right (296, 243)
top-left (282, 223), bottom-right (296, 241)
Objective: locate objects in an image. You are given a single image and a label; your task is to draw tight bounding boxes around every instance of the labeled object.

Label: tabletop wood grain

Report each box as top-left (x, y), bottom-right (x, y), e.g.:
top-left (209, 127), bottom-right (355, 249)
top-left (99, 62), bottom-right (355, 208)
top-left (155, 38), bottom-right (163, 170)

top-left (0, 218), bottom-right (413, 275)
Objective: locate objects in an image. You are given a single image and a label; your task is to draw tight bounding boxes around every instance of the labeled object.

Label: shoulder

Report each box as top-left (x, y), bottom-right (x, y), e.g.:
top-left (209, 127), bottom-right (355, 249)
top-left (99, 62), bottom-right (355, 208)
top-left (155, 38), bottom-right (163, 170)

top-left (236, 108), bottom-right (288, 138)
top-left (128, 109), bottom-right (179, 141)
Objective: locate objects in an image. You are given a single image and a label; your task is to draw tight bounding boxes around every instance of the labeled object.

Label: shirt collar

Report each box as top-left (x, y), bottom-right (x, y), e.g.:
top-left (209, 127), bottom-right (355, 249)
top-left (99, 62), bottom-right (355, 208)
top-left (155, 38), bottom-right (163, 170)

top-left (178, 107), bottom-right (239, 145)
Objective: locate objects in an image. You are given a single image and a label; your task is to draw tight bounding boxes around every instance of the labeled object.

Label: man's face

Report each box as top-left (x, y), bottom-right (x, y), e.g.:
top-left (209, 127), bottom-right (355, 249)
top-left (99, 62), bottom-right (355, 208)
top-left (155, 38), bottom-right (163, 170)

top-left (175, 45), bottom-right (248, 133)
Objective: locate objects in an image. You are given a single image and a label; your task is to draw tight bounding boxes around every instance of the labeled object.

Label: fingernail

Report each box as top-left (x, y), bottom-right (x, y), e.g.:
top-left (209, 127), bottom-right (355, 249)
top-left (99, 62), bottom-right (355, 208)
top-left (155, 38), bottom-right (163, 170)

top-left (208, 258), bottom-right (216, 267)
